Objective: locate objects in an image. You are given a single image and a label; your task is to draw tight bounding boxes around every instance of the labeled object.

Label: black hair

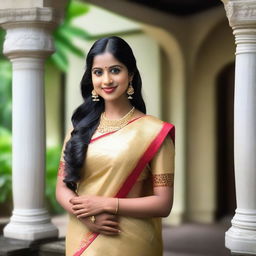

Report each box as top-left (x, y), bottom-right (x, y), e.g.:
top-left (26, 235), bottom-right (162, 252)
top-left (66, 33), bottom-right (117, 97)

top-left (63, 36), bottom-right (146, 191)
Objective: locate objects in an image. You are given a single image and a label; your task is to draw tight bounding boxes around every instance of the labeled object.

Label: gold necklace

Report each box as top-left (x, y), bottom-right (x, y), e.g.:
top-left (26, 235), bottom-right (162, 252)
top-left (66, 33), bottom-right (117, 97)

top-left (97, 107), bottom-right (135, 133)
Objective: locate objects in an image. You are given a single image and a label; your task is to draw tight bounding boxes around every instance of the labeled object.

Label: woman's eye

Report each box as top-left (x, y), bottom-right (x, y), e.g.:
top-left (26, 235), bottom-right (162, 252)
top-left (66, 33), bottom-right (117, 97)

top-left (111, 68), bottom-right (120, 74)
top-left (93, 70), bottom-right (103, 76)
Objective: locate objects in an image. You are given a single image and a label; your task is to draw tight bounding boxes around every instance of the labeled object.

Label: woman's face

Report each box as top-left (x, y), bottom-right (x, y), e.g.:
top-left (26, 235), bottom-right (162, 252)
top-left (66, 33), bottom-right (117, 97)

top-left (91, 52), bottom-right (133, 102)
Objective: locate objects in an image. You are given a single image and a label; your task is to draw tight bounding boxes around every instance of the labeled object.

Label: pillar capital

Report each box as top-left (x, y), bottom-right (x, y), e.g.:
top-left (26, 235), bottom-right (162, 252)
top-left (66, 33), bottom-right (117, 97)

top-left (2, 25), bottom-right (54, 59)
top-left (221, 0), bottom-right (256, 55)
top-left (0, 7), bottom-right (61, 27)
top-left (0, 3), bottom-right (67, 59)
top-left (223, 0), bottom-right (256, 28)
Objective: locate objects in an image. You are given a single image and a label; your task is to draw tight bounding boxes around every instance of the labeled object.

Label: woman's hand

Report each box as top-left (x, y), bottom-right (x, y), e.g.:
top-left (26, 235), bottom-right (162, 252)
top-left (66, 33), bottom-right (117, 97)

top-left (78, 213), bottom-right (120, 236)
top-left (70, 195), bottom-right (116, 218)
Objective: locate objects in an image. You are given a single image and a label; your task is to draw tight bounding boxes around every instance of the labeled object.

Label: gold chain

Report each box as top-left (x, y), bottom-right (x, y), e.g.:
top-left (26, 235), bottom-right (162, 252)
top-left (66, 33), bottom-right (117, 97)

top-left (97, 107), bottom-right (135, 133)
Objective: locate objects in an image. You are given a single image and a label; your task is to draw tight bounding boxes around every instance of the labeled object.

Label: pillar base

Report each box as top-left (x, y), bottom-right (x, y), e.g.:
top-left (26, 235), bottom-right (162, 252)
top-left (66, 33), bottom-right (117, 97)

top-left (225, 210), bottom-right (256, 255)
top-left (3, 208), bottom-right (58, 241)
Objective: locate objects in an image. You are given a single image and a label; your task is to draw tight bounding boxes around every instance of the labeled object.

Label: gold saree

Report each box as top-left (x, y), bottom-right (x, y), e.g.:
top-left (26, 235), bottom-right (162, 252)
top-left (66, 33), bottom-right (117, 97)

top-left (65, 115), bottom-right (175, 256)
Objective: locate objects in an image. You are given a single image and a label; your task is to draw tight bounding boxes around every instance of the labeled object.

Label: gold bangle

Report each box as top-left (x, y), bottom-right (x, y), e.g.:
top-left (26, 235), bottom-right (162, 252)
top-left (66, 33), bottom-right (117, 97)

top-left (90, 215), bottom-right (96, 223)
top-left (115, 198), bottom-right (119, 215)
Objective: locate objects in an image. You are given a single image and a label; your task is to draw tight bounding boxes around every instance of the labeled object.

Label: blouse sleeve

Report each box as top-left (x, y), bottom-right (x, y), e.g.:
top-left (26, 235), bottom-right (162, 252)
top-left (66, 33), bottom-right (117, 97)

top-left (150, 135), bottom-right (175, 187)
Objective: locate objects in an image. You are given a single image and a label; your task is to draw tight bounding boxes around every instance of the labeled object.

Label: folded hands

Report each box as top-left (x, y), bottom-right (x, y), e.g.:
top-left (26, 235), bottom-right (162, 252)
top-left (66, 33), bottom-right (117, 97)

top-left (70, 195), bottom-right (120, 236)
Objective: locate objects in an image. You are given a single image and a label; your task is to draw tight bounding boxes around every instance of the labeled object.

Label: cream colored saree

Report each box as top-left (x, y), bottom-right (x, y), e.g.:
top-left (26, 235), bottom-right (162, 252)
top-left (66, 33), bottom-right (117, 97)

top-left (64, 115), bottom-right (175, 256)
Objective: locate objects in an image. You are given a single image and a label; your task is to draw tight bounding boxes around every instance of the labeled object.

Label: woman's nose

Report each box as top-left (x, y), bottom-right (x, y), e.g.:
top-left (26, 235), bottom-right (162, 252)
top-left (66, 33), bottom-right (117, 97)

top-left (103, 72), bottom-right (112, 85)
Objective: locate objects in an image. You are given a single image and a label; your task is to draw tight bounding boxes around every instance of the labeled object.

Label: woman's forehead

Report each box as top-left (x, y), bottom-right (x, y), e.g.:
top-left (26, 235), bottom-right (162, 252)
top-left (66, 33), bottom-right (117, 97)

top-left (92, 52), bottom-right (124, 68)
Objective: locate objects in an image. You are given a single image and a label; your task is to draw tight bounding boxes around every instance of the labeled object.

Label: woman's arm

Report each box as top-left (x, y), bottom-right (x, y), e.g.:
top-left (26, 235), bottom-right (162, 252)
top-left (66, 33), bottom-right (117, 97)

top-left (55, 128), bottom-right (77, 214)
top-left (71, 185), bottom-right (173, 218)
top-left (116, 186), bottom-right (173, 217)
top-left (55, 163), bottom-right (77, 214)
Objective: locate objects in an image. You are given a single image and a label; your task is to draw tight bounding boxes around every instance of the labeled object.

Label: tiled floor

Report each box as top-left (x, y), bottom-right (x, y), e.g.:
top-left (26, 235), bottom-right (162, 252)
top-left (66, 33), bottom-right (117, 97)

top-left (163, 222), bottom-right (231, 256)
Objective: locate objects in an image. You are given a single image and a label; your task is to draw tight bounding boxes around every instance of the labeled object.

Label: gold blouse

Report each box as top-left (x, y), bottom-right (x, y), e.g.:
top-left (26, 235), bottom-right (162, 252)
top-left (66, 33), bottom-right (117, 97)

top-left (137, 135), bottom-right (175, 187)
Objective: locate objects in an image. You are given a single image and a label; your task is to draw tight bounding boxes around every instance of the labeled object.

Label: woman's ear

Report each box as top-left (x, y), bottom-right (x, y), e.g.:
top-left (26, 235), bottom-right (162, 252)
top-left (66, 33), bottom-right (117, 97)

top-left (129, 73), bottom-right (134, 82)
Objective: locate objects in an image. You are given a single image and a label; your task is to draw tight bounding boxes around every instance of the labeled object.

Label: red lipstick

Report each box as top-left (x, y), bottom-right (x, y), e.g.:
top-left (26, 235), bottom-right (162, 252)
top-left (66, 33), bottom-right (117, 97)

top-left (102, 87), bottom-right (117, 94)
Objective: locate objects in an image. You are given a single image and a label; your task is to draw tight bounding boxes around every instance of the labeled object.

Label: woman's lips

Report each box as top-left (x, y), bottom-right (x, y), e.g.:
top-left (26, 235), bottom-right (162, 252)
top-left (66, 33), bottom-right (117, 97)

top-left (102, 86), bottom-right (117, 94)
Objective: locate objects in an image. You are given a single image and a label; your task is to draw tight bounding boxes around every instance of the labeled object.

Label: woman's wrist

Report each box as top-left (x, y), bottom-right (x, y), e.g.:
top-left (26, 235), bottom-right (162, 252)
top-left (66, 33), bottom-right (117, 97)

top-left (104, 197), bottom-right (118, 214)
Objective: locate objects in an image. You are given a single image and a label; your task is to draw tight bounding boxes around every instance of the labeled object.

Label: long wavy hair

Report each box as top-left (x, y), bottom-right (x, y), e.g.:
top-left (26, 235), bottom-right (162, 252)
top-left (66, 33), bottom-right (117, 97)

top-left (63, 36), bottom-right (146, 191)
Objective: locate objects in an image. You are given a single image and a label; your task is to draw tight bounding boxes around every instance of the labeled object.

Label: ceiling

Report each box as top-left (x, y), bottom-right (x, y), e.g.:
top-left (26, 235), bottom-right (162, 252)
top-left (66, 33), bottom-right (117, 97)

top-left (128, 0), bottom-right (222, 16)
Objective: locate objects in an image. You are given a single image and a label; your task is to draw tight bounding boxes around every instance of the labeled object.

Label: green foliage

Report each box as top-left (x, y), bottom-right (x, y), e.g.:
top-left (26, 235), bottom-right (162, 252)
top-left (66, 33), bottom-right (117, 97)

top-left (0, 128), bottom-right (64, 215)
top-left (45, 146), bottom-right (65, 215)
top-left (50, 0), bottom-right (90, 72)
top-left (65, 0), bottom-right (89, 22)
top-left (0, 28), bottom-right (12, 131)
top-left (0, 60), bottom-right (12, 131)
top-left (0, 128), bottom-right (12, 204)
top-left (0, 29), bottom-right (5, 59)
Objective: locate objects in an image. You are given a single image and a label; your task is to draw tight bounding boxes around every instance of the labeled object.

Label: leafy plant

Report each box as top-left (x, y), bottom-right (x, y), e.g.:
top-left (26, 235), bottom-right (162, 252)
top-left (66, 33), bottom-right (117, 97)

top-left (49, 0), bottom-right (90, 72)
top-left (45, 146), bottom-right (64, 214)
top-left (0, 128), bottom-right (12, 204)
top-left (0, 59), bottom-right (12, 131)
top-left (0, 130), bottom-right (64, 215)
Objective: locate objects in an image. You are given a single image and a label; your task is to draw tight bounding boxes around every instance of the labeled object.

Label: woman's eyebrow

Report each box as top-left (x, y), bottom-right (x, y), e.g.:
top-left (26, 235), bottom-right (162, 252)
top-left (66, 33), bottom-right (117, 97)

top-left (92, 64), bottom-right (123, 71)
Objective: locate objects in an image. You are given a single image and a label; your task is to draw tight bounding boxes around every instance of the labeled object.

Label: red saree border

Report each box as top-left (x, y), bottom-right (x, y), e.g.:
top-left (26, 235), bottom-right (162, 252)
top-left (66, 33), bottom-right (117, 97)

top-left (73, 122), bottom-right (175, 256)
top-left (116, 122), bottom-right (174, 198)
top-left (73, 233), bottom-right (99, 256)
top-left (90, 131), bottom-right (115, 144)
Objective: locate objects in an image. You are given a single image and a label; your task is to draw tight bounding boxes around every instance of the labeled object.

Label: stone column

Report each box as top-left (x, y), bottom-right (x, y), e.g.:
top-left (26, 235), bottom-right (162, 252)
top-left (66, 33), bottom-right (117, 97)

top-left (0, 5), bottom-right (66, 241)
top-left (221, 0), bottom-right (256, 255)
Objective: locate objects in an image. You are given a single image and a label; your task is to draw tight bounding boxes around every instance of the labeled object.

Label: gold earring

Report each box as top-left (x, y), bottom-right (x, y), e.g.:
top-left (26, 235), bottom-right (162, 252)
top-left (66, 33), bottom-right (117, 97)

top-left (92, 89), bottom-right (100, 101)
top-left (127, 82), bottom-right (134, 100)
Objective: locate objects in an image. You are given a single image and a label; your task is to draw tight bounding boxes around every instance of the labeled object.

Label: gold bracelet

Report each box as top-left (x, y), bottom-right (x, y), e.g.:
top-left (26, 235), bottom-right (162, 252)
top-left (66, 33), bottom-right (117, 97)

top-left (115, 198), bottom-right (119, 215)
top-left (90, 215), bottom-right (96, 223)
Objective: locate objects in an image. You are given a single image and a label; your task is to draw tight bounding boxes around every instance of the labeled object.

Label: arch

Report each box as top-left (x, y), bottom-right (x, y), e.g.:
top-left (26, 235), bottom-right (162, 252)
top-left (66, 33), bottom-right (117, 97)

top-left (186, 19), bottom-right (235, 222)
top-left (142, 24), bottom-right (186, 225)
top-left (195, 17), bottom-right (229, 61)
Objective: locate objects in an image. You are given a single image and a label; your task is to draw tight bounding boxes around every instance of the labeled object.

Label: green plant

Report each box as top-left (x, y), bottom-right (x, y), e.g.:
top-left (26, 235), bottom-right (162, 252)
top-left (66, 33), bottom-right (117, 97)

top-left (45, 146), bottom-right (64, 214)
top-left (0, 131), bottom-right (64, 215)
top-left (0, 127), bottom-right (12, 204)
top-left (0, 59), bottom-right (12, 131)
top-left (49, 0), bottom-right (91, 72)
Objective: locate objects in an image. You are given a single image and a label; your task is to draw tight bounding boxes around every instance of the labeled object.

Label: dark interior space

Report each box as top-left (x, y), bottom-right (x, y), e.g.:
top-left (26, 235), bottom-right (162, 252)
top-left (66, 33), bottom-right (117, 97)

top-left (128, 0), bottom-right (222, 16)
top-left (216, 63), bottom-right (236, 220)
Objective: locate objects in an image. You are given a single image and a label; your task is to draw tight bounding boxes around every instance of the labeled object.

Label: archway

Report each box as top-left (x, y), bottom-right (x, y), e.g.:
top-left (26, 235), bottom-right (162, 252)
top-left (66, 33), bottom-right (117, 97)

top-left (187, 19), bottom-right (235, 222)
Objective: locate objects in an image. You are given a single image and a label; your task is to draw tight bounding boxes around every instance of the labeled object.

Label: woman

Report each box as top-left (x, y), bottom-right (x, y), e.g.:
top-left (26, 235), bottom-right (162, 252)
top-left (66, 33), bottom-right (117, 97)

top-left (56, 36), bottom-right (175, 256)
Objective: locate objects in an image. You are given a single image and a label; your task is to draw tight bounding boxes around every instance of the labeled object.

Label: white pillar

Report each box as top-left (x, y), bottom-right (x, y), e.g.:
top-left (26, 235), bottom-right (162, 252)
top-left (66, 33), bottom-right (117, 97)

top-left (221, 0), bottom-right (256, 255)
top-left (0, 6), bottom-right (66, 241)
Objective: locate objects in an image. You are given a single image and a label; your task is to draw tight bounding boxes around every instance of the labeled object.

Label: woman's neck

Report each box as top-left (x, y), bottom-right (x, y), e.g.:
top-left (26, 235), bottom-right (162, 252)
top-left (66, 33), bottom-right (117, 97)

top-left (104, 98), bottom-right (133, 120)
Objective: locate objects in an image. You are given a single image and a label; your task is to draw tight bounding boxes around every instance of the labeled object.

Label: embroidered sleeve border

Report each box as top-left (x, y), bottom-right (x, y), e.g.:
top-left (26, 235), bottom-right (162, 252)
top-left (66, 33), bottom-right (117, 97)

top-left (153, 173), bottom-right (174, 187)
top-left (58, 160), bottom-right (66, 178)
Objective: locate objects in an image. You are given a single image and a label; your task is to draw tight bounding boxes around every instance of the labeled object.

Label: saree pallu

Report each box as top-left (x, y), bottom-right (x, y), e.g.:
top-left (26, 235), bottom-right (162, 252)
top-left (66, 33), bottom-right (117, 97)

top-left (65, 115), bottom-right (175, 256)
